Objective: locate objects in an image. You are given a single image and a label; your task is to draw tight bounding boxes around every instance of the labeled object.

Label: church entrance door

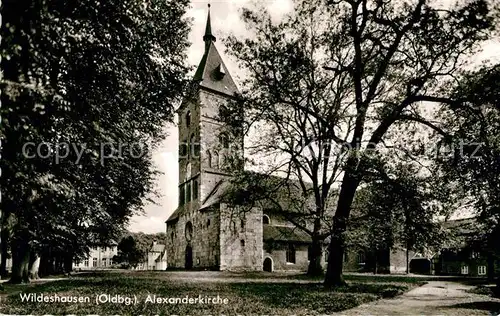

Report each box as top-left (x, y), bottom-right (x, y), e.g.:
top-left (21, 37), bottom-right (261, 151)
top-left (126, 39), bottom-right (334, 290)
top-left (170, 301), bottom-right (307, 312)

top-left (263, 257), bottom-right (273, 272)
top-left (185, 245), bottom-right (193, 269)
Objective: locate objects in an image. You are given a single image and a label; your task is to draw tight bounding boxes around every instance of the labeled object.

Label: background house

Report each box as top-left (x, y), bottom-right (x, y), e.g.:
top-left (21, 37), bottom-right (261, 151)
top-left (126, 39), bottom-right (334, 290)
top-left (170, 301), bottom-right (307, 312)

top-left (146, 240), bottom-right (167, 270)
top-left (73, 243), bottom-right (118, 270)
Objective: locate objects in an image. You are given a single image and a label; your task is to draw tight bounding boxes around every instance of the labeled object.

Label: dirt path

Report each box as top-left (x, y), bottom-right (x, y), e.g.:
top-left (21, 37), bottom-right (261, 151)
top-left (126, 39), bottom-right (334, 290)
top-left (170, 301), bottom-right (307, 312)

top-left (337, 281), bottom-right (500, 316)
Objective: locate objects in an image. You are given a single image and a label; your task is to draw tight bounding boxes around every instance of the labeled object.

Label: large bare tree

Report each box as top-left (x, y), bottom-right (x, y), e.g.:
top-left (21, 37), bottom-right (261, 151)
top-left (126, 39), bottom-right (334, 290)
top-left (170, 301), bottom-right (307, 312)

top-left (224, 0), bottom-right (498, 285)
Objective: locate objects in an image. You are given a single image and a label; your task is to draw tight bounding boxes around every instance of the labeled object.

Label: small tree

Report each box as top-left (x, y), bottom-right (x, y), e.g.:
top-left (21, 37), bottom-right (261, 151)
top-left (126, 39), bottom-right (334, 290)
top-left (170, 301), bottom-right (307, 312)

top-left (114, 236), bottom-right (144, 269)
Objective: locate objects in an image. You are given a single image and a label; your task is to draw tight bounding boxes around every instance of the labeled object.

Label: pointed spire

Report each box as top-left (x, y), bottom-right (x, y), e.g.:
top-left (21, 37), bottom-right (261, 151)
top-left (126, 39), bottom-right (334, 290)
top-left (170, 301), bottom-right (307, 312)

top-left (203, 3), bottom-right (216, 43)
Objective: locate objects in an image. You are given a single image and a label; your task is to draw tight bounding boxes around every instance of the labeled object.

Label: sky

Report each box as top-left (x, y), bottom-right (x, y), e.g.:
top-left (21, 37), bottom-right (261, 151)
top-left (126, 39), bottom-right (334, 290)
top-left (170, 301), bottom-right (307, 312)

top-left (128, 0), bottom-right (295, 233)
top-left (128, 0), bottom-right (500, 233)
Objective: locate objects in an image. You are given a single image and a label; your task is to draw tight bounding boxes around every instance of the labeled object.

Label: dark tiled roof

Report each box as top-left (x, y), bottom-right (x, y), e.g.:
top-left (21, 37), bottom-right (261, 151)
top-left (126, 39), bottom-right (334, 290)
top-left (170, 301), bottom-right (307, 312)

top-left (201, 180), bottom-right (228, 209)
top-left (150, 244), bottom-right (165, 253)
top-left (193, 42), bottom-right (239, 97)
top-left (220, 171), bottom-right (325, 215)
top-left (166, 207), bottom-right (183, 223)
top-left (166, 180), bottom-right (225, 223)
top-left (263, 225), bottom-right (311, 243)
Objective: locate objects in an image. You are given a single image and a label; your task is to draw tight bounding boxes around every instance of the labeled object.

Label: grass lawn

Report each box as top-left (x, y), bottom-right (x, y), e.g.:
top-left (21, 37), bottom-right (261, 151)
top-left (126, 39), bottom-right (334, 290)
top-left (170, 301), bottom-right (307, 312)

top-left (0, 271), bottom-right (425, 315)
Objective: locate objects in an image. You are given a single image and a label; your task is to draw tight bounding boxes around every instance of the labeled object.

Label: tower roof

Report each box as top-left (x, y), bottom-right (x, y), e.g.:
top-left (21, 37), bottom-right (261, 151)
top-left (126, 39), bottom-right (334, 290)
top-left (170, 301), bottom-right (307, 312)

top-left (193, 5), bottom-right (239, 96)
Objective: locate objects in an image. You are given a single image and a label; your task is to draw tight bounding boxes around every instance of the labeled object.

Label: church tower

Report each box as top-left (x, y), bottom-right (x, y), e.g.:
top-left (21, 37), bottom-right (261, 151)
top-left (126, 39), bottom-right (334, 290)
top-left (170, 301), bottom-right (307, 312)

top-left (177, 4), bottom-right (242, 209)
top-left (166, 5), bottom-right (260, 271)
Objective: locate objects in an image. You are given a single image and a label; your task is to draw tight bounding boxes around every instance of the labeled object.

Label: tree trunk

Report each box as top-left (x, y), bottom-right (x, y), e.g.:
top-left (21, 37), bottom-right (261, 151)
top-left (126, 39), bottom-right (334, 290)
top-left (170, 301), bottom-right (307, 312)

top-left (307, 238), bottom-right (324, 276)
top-left (9, 240), bottom-right (31, 284)
top-left (487, 252), bottom-right (495, 282)
top-left (64, 252), bottom-right (73, 274)
top-left (324, 166), bottom-right (361, 286)
top-left (324, 234), bottom-right (346, 287)
top-left (0, 229), bottom-right (8, 277)
top-left (29, 253), bottom-right (40, 280)
top-left (406, 246), bottom-right (410, 274)
top-left (39, 248), bottom-right (53, 277)
top-left (53, 254), bottom-right (64, 274)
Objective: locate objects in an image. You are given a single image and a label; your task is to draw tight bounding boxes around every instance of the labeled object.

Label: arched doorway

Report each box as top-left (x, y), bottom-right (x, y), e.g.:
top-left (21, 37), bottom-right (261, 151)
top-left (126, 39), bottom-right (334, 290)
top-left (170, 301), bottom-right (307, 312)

top-left (185, 245), bottom-right (193, 269)
top-left (263, 257), bottom-right (273, 272)
top-left (410, 258), bottom-right (431, 274)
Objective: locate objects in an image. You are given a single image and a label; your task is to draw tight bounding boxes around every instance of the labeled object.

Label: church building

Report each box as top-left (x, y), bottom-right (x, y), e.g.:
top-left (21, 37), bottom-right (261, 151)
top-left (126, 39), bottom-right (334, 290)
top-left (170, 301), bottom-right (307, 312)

top-left (165, 6), bottom-right (313, 272)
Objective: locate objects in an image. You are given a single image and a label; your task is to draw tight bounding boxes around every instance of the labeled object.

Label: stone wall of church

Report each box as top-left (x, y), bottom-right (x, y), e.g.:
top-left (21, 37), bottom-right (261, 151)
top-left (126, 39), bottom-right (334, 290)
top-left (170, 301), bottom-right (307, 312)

top-left (166, 205), bottom-right (220, 269)
top-left (263, 243), bottom-right (309, 272)
top-left (219, 203), bottom-right (263, 271)
top-left (165, 220), bottom-right (185, 269)
top-left (194, 207), bottom-right (221, 268)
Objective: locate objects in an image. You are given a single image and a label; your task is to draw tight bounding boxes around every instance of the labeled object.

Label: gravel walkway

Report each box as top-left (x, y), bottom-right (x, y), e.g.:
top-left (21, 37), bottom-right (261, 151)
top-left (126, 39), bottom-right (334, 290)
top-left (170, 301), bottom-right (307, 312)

top-left (337, 281), bottom-right (500, 316)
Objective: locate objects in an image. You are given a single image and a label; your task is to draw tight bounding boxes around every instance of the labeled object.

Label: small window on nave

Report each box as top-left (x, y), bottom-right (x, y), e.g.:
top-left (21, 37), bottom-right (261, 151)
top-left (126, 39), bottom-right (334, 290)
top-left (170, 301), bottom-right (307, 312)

top-left (185, 110), bottom-right (191, 127)
top-left (286, 244), bottom-right (296, 264)
top-left (357, 251), bottom-right (366, 265)
top-left (263, 215), bottom-right (270, 225)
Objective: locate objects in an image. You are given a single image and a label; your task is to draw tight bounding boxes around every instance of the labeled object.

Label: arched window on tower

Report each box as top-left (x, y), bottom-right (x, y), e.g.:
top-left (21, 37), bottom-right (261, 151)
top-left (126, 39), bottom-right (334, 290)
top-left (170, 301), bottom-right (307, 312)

top-left (206, 150), bottom-right (212, 168)
top-left (179, 185), bottom-right (185, 206)
top-left (189, 134), bottom-right (195, 157)
top-left (185, 110), bottom-right (191, 127)
top-left (190, 134), bottom-right (196, 157)
top-left (213, 151), bottom-right (219, 169)
top-left (193, 179), bottom-right (199, 200)
top-left (186, 181), bottom-right (192, 203)
top-left (186, 162), bottom-right (191, 180)
top-left (180, 140), bottom-right (188, 157)
top-left (219, 133), bottom-right (229, 148)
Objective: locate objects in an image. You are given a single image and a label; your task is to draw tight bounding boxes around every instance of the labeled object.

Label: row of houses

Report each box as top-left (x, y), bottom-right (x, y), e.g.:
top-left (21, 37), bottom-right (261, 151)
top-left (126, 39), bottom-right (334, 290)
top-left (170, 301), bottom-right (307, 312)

top-left (73, 240), bottom-right (168, 271)
top-left (345, 217), bottom-right (500, 277)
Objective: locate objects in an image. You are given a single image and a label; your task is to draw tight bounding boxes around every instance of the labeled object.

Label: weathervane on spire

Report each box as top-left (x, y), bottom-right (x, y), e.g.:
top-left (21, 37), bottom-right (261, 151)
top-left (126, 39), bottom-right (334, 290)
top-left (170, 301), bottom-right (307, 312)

top-left (203, 1), bottom-right (216, 43)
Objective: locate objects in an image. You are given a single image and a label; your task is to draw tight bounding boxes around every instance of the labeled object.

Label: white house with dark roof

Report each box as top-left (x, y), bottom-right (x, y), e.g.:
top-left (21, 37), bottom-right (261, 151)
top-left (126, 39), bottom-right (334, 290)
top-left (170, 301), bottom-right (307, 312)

top-left (147, 240), bottom-right (167, 270)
